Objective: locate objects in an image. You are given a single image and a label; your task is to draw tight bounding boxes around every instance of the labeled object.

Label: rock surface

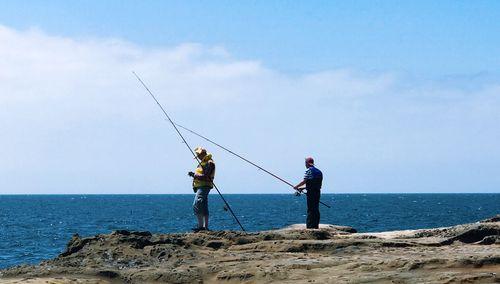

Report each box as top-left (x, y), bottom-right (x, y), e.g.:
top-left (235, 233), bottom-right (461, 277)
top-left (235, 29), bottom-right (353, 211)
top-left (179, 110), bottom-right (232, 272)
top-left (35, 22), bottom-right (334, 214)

top-left (1, 216), bottom-right (499, 283)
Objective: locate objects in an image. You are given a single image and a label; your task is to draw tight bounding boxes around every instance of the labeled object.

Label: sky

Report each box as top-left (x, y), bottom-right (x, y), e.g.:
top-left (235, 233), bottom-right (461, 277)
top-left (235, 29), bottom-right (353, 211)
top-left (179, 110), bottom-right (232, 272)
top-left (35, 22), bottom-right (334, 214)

top-left (0, 1), bottom-right (499, 194)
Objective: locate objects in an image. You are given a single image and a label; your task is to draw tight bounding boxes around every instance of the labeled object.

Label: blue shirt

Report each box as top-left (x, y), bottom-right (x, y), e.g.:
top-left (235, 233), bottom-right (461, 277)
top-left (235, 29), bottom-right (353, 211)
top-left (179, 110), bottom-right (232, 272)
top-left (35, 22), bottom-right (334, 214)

top-left (304, 166), bottom-right (323, 180)
top-left (304, 166), bottom-right (323, 191)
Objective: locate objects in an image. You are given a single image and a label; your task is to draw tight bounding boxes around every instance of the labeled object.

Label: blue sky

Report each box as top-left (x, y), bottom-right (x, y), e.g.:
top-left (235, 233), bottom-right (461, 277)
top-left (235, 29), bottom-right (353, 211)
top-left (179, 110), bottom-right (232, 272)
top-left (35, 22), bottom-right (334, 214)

top-left (2, 1), bottom-right (499, 75)
top-left (0, 1), bottom-right (499, 193)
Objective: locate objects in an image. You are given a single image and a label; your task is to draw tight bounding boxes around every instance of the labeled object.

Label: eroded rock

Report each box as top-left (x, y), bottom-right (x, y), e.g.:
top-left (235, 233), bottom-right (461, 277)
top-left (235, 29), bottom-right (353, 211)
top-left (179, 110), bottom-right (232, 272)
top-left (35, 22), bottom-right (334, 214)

top-left (1, 216), bottom-right (499, 284)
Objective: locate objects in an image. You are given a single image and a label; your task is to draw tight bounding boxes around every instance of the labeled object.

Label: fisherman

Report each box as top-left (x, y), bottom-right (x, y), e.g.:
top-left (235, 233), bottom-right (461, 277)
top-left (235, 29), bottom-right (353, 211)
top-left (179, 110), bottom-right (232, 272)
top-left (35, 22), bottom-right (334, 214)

top-left (188, 147), bottom-right (215, 232)
top-left (294, 157), bottom-right (323, 229)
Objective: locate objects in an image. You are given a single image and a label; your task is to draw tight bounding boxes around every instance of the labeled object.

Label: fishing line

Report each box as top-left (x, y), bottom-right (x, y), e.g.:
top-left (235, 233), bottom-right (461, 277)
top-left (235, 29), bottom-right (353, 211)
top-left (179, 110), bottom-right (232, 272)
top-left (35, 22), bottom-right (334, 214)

top-left (174, 123), bottom-right (332, 208)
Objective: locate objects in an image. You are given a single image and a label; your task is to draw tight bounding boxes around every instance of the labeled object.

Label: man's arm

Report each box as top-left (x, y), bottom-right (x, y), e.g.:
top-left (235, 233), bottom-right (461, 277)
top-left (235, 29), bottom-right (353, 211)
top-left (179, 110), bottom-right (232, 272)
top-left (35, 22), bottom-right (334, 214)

top-left (294, 180), bottom-right (306, 192)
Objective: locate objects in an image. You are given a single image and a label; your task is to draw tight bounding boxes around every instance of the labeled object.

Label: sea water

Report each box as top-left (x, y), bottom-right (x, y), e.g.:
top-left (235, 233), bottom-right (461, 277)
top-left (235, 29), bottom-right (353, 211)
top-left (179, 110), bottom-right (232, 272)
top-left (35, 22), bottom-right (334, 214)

top-left (0, 193), bottom-right (499, 269)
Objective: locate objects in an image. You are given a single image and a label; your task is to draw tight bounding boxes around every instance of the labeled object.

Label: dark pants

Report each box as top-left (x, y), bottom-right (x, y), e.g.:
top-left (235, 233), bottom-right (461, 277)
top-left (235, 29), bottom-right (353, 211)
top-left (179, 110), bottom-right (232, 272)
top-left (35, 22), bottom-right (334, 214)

top-left (306, 189), bottom-right (321, 229)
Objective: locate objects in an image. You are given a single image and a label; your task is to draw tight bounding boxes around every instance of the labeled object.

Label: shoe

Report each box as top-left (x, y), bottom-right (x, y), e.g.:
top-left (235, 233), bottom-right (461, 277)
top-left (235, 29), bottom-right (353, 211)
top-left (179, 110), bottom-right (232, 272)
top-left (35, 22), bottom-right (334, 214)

top-left (191, 227), bottom-right (203, 232)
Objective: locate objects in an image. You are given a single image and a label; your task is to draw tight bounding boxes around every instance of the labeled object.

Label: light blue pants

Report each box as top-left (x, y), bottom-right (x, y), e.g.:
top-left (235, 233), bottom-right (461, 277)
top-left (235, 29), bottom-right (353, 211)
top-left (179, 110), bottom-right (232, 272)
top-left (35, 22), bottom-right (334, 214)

top-left (193, 187), bottom-right (211, 216)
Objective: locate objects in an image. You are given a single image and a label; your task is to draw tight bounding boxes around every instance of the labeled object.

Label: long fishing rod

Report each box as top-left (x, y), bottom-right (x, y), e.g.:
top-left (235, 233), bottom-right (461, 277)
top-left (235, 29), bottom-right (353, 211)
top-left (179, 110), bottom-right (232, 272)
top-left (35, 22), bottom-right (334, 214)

top-left (132, 71), bottom-right (246, 231)
top-left (174, 123), bottom-right (332, 208)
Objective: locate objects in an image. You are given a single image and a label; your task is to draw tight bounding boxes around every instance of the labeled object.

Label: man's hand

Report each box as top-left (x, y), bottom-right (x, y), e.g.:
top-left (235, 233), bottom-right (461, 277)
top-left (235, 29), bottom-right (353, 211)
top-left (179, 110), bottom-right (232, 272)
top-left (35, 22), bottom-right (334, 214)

top-left (188, 171), bottom-right (195, 177)
top-left (294, 185), bottom-right (306, 193)
top-left (293, 185), bottom-right (303, 196)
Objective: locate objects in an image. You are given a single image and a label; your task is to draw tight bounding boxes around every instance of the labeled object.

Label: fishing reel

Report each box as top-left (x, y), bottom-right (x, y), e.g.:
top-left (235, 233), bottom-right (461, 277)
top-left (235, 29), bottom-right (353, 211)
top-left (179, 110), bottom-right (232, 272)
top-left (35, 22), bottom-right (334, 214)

top-left (294, 187), bottom-right (306, 196)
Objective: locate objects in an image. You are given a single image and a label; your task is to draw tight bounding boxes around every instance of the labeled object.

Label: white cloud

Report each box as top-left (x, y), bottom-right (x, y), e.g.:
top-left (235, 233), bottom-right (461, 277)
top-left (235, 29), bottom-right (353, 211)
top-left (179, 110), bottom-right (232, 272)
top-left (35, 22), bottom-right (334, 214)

top-left (0, 25), bottom-right (499, 194)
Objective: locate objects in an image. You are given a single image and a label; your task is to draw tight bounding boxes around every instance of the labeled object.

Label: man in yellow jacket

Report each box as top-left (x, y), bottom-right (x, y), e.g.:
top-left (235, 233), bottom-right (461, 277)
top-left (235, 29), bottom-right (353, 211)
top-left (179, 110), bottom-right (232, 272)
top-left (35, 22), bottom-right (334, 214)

top-left (188, 147), bottom-right (215, 232)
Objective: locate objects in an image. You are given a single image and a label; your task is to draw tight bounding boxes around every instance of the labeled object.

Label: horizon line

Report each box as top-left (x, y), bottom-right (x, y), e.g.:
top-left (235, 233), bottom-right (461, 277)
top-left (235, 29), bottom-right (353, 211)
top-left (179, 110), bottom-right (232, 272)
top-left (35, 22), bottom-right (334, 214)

top-left (1, 192), bottom-right (499, 196)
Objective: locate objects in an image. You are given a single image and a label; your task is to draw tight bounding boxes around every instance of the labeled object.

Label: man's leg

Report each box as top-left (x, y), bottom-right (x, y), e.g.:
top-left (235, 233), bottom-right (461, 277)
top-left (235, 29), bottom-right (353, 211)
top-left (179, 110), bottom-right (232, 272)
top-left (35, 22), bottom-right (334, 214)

top-left (312, 191), bottom-right (320, 228)
top-left (307, 190), bottom-right (320, 229)
top-left (306, 193), bottom-right (314, 228)
top-left (204, 214), bottom-right (209, 230)
top-left (197, 215), bottom-right (204, 228)
top-left (200, 188), bottom-right (210, 229)
top-left (193, 189), bottom-right (205, 230)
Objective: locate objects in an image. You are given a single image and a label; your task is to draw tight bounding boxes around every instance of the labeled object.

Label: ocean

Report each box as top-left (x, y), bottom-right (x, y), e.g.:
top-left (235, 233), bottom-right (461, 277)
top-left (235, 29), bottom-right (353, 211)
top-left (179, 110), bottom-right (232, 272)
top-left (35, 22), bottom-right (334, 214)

top-left (0, 193), bottom-right (499, 269)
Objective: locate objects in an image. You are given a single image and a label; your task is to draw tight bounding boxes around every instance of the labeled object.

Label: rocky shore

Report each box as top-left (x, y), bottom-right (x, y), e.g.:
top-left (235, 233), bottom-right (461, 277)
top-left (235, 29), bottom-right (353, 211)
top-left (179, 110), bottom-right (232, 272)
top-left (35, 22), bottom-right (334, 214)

top-left (1, 216), bottom-right (499, 283)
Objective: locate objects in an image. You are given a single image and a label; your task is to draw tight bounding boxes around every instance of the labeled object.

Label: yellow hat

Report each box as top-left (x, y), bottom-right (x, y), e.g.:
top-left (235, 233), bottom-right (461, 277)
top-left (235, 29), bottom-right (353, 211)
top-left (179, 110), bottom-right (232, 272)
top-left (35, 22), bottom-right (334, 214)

top-left (194, 147), bottom-right (207, 156)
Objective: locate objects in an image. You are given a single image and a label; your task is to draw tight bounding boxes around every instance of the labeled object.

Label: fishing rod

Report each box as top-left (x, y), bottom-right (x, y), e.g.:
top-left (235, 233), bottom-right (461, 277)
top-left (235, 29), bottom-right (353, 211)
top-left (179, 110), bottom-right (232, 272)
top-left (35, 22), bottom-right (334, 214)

top-left (174, 123), bottom-right (332, 208)
top-left (132, 71), bottom-right (246, 231)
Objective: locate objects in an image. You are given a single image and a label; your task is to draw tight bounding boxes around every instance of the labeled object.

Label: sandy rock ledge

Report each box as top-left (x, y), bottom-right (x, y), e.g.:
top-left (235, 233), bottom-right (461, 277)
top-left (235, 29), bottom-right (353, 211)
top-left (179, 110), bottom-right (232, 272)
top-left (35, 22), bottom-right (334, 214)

top-left (1, 217), bottom-right (499, 283)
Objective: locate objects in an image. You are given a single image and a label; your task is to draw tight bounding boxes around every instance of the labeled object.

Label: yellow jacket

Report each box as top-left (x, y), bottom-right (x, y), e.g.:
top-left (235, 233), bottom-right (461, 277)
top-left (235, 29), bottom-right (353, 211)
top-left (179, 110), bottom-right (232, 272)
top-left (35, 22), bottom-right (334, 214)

top-left (193, 154), bottom-right (215, 189)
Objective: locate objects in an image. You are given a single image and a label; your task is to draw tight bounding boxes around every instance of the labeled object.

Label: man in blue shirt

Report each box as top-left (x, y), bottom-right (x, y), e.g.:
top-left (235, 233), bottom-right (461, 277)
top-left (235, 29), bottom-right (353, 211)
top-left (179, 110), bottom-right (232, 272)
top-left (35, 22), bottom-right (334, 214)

top-left (294, 157), bottom-right (323, 229)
